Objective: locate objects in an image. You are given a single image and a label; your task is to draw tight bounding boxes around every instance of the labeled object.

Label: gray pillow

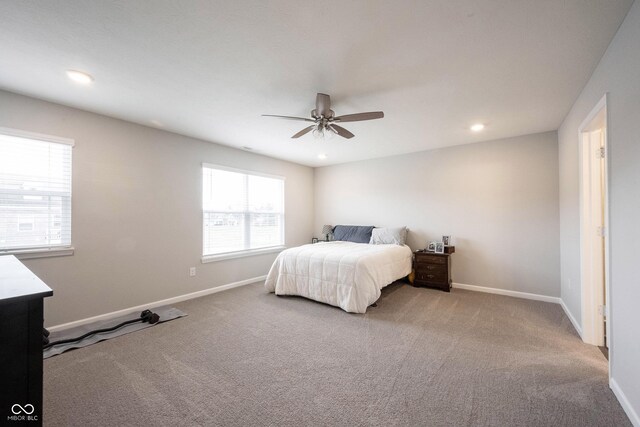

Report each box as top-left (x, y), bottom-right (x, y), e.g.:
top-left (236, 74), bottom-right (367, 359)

top-left (332, 225), bottom-right (375, 244)
top-left (369, 227), bottom-right (408, 245)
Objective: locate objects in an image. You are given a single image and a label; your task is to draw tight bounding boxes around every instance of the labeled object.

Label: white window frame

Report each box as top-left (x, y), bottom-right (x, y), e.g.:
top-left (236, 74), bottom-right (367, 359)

top-left (201, 163), bottom-right (285, 263)
top-left (0, 127), bottom-right (74, 259)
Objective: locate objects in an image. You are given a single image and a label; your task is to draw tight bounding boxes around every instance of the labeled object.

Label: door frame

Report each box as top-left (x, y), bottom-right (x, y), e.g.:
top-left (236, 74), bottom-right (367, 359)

top-left (578, 93), bottom-right (611, 361)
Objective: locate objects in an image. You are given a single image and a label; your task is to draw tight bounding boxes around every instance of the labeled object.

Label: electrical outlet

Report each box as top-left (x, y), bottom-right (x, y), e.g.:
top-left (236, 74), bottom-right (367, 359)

top-left (189, 267), bottom-right (196, 277)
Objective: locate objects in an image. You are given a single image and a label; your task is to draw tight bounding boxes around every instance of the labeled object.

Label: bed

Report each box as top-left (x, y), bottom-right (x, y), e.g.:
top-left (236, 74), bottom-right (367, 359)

top-left (264, 233), bottom-right (412, 313)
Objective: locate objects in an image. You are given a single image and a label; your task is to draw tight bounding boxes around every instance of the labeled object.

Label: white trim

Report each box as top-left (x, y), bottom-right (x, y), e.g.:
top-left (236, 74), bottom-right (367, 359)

top-left (579, 93), bottom-right (608, 131)
top-left (201, 246), bottom-right (285, 263)
top-left (610, 378), bottom-right (640, 427)
top-left (202, 162), bottom-right (285, 181)
top-left (560, 299), bottom-right (583, 338)
top-left (0, 126), bottom-right (75, 146)
top-left (47, 275), bottom-right (267, 332)
top-left (603, 102), bottom-right (612, 373)
top-left (452, 282), bottom-right (561, 304)
top-left (1, 246), bottom-right (74, 260)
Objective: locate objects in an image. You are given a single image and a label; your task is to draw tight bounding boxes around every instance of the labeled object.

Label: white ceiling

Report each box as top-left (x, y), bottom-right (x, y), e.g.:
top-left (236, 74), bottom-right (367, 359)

top-left (0, 0), bottom-right (633, 167)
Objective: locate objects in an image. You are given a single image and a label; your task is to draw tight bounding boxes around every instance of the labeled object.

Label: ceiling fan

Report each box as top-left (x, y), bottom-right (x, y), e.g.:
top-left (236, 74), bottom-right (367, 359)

top-left (263, 93), bottom-right (384, 139)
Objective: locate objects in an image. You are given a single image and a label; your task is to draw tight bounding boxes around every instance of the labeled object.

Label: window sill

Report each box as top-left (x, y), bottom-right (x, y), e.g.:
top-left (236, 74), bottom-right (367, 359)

top-left (1, 247), bottom-right (75, 260)
top-left (201, 246), bottom-right (285, 263)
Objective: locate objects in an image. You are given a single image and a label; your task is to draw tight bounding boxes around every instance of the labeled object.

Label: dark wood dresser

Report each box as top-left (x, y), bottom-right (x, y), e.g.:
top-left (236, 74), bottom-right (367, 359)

top-left (413, 250), bottom-right (453, 292)
top-left (0, 255), bottom-right (53, 425)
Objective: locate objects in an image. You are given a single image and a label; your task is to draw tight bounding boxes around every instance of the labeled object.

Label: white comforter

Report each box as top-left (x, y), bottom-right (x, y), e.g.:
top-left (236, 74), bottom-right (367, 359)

top-left (265, 241), bottom-right (412, 313)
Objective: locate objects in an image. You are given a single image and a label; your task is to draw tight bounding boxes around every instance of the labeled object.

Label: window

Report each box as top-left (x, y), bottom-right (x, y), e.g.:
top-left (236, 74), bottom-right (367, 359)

top-left (0, 128), bottom-right (73, 253)
top-left (202, 164), bottom-right (284, 259)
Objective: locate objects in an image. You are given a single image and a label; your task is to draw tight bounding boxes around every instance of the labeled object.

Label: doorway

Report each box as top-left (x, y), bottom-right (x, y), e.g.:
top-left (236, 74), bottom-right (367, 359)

top-left (579, 94), bottom-right (610, 357)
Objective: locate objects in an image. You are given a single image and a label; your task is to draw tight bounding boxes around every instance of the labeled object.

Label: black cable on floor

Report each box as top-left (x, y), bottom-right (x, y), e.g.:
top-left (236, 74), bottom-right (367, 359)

top-left (43, 310), bottom-right (160, 350)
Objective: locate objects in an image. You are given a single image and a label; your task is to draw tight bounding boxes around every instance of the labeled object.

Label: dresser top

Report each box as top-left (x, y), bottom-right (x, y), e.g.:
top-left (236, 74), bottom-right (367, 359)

top-left (0, 255), bottom-right (53, 302)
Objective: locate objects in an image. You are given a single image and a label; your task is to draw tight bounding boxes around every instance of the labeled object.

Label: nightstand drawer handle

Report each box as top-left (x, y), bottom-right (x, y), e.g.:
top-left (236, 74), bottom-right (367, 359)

top-left (426, 265), bottom-right (437, 270)
top-left (426, 274), bottom-right (435, 279)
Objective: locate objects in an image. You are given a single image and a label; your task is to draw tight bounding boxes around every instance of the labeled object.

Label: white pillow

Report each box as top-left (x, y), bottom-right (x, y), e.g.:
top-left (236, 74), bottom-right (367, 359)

top-left (369, 227), bottom-right (407, 245)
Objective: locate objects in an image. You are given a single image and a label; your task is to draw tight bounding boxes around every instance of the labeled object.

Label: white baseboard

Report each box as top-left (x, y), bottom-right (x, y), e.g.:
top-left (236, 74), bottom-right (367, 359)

top-left (559, 299), bottom-right (583, 338)
top-left (452, 282), bottom-right (561, 304)
top-left (611, 377), bottom-right (640, 427)
top-left (48, 275), bottom-right (266, 332)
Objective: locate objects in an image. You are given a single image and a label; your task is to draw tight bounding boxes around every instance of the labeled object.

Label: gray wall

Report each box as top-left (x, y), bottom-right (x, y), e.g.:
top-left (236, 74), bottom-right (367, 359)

top-left (0, 90), bottom-right (315, 327)
top-left (314, 132), bottom-right (560, 297)
top-left (558, 0), bottom-right (640, 420)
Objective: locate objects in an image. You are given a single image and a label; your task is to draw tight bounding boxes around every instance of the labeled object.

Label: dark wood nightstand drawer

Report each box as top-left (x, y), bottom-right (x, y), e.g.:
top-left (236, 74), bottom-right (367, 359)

top-left (415, 271), bottom-right (448, 284)
top-left (415, 254), bottom-right (447, 265)
top-left (415, 263), bottom-right (447, 273)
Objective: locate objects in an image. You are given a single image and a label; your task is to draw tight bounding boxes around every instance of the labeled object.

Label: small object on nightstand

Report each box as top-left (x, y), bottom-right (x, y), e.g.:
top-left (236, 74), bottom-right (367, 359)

top-left (312, 237), bottom-right (319, 244)
top-left (413, 248), bottom-right (454, 292)
top-left (321, 225), bottom-right (333, 241)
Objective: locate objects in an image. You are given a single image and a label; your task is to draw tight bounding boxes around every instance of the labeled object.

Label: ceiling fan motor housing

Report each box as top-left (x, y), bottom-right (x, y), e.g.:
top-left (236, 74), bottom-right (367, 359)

top-left (311, 109), bottom-right (334, 119)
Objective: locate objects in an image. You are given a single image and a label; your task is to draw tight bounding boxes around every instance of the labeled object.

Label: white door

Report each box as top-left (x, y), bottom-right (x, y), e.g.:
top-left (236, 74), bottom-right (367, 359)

top-left (580, 111), bottom-right (609, 348)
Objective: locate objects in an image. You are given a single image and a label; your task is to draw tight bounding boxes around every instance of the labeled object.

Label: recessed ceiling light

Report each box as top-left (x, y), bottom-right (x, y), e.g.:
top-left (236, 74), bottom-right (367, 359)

top-left (470, 123), bottom-right (485, 132)
top-left (66, 70), bottom-right (94, 85)
top-left (317, 154), bottom-right (327, 160)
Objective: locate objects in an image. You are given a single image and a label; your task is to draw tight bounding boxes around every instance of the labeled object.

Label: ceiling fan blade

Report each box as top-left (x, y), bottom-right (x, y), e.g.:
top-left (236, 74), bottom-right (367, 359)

top-left (262, 114), bottom-right (315, 122)
top-left (329, 124), bottom-right (355, 139)
top-left (315, 93), bottom-right (331, 117)
top-left (334, 111), bottom-right (384, 122)
top-left (291, 125), bottom-right (315, 138)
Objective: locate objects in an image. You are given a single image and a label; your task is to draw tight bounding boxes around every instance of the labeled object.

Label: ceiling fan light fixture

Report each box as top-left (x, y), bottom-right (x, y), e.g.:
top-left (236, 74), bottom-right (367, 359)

top-left (312, 126), bottom-right (324, 139)
top-left (324, 126), bottom-right (334, 139)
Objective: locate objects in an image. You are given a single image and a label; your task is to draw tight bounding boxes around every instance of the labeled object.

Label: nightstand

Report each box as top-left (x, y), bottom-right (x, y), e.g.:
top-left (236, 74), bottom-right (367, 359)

top-left (413, 249), bottom-right (453, 292)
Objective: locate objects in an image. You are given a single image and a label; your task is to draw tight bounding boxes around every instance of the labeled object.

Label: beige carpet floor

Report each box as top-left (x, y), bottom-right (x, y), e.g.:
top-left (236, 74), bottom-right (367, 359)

top-left (44, 282), bottom-right (630, 426)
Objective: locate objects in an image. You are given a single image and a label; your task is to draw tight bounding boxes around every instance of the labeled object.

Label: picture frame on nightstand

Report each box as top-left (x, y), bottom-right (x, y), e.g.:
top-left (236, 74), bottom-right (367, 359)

top-left (427, 241), bottom-right (437, 252)
top-left (434, 242), bottom-right (445, 254)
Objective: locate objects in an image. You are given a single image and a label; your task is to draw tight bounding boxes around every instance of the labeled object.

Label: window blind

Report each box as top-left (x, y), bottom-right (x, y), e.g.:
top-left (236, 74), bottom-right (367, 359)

top-left (0, 130), bottom-right (73, 252)
top-left (203, 165), bottom-right (284, 256)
